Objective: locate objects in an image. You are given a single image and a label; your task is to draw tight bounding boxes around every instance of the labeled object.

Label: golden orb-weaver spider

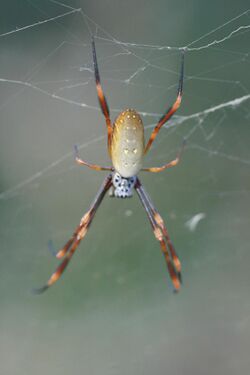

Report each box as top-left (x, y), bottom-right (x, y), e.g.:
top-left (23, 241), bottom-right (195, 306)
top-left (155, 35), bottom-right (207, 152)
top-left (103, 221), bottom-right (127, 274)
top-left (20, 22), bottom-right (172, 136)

top-left (35, 38), bottom-right (185, 294)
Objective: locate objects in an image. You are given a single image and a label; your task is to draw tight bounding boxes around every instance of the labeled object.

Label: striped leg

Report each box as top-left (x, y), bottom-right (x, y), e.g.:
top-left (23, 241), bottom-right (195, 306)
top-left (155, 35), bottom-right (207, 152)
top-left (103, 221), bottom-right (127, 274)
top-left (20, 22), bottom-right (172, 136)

top-left (139, 183), bottom-right (181, 275)
top-left (135, 178), bottom-right (181, 292)
top-left (74, 145), bottom-right (113, 171)
top-left (92, 38), bottom-right (113, 154)
top-left (144, 51), bottom-right (184, 154)
top-left (33, 174), bottom-right (112, 294)
top-left (142, 140), bottom-right (185, 173)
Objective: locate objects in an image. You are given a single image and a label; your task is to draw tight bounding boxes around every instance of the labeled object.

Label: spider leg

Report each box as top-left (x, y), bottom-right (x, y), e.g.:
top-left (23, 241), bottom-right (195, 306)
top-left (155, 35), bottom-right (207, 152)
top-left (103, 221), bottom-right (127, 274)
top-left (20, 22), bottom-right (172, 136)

top-left (74, 145), bottom-right (113, 171)
top-left (33, 174), bottom-right (112, 294)
top-left (144, 51), bottom-right (184, 154)
top-left (138, 182), bottom-right (181, 275)
top-left (142, 139), bottom-right (185, 173)
top-left (55, 172), bottom-right (112, 260)
top-left (48, 239), bottom-right (58, 256)
top-left (135, 178), bottom-right (181, 292)
top-left (92, 37), bottom-right (113, 154)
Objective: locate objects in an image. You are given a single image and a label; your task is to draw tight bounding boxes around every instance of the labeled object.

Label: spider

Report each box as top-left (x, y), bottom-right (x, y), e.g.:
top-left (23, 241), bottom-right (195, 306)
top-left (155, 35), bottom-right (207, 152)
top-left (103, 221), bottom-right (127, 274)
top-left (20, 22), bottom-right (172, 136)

top-left (35, 38), bottom-right (185, 294)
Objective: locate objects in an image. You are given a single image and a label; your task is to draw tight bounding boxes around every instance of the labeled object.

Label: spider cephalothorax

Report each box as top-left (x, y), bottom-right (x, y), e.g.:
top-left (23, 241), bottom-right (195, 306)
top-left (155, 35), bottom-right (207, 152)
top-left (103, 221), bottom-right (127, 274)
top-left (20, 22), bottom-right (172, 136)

top-left (112, 172), bottom-right (136, 198)
top-left (35, 37), bottom-right (184, 294)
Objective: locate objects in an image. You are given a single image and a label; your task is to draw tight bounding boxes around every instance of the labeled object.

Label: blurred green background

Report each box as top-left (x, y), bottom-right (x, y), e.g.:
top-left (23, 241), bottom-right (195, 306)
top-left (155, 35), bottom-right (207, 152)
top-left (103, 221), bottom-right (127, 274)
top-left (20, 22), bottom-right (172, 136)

top-left (0, 0), bottom-right (250, 374)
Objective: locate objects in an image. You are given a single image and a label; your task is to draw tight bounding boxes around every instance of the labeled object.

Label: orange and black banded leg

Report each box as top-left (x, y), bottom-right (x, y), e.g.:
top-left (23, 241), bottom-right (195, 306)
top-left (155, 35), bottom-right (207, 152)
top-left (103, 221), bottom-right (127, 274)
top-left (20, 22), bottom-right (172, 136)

top-left (74, 145), bottom-right (113, 171)
top-left (135, 178), bottom-right (181, 292)
top-left (92, 37), bottom-right (113, 154)
top-left (144, 51), bottom-right (184, 154)
top-left (138, 182), bottom-right (181, 278)
top-left (33, 174), bottom-right (112, 294)
top-left (142, 139), bottom-right (186, 173)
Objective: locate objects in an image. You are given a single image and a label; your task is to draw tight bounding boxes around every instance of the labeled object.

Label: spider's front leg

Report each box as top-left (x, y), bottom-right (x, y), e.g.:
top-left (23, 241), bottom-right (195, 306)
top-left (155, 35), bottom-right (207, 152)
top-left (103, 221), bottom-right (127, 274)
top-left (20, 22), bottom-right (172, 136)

top-left (140, 184), bottom-right (181, 275)
top-left (33, 174), bottom-right (112, 294)
top-left (135, 178), bottom-right (182, 291)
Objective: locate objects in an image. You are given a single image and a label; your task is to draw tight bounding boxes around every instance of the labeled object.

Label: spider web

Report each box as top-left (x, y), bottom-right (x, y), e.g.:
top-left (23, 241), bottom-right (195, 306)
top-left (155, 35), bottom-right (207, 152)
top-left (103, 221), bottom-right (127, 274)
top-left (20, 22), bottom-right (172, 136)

top-left (0, 1), bottom-right (250, 374)
top-left (0, 2), bottom-right (249, 199)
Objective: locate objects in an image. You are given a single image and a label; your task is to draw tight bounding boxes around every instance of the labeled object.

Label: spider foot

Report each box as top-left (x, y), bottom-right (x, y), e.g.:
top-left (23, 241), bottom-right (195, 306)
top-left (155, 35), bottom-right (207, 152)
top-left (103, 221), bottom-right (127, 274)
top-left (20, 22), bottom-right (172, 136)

top-left (48, 239), bottom-right (57, 257)
top-left (74, 144), bottom-right (80, 160)
top-left (31, 285), bottom-right (49, 295)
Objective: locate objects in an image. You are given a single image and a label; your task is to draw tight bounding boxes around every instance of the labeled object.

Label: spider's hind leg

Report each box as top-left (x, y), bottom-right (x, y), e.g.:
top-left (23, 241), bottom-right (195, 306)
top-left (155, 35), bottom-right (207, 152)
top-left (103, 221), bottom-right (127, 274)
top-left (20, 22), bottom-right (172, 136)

top-left (144, 51), bottom-right (184, 154)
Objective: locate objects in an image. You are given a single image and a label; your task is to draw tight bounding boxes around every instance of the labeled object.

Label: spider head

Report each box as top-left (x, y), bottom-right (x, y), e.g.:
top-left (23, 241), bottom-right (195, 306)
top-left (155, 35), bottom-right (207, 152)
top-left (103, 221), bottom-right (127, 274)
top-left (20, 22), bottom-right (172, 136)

top-left (112, 172), bottom-right (136, 198)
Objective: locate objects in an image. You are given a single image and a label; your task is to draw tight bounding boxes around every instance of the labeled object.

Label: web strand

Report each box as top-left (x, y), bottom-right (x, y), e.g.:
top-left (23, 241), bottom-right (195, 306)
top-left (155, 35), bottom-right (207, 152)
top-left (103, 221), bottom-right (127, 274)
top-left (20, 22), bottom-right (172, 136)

top-left (0, 2), bottom-right (249, 201)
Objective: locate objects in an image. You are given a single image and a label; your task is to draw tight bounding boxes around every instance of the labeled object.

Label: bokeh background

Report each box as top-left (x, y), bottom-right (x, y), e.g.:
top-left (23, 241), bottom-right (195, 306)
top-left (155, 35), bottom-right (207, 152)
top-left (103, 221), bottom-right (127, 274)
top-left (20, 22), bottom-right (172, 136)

top-left (0, 0), bottom-right (250, 374)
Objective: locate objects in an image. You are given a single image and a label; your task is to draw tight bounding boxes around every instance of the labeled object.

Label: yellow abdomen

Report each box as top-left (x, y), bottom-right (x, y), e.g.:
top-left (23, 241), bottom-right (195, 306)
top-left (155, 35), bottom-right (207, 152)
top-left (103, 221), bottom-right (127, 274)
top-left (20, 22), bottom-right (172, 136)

top-left (111, 109), bottom-right (145, 178)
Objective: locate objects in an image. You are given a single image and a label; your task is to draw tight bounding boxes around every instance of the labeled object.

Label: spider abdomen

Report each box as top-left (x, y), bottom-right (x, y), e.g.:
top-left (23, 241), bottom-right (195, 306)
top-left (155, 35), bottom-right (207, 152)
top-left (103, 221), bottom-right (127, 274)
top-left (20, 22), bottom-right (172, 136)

top-left (111, 109), bottom-right (145, 178)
